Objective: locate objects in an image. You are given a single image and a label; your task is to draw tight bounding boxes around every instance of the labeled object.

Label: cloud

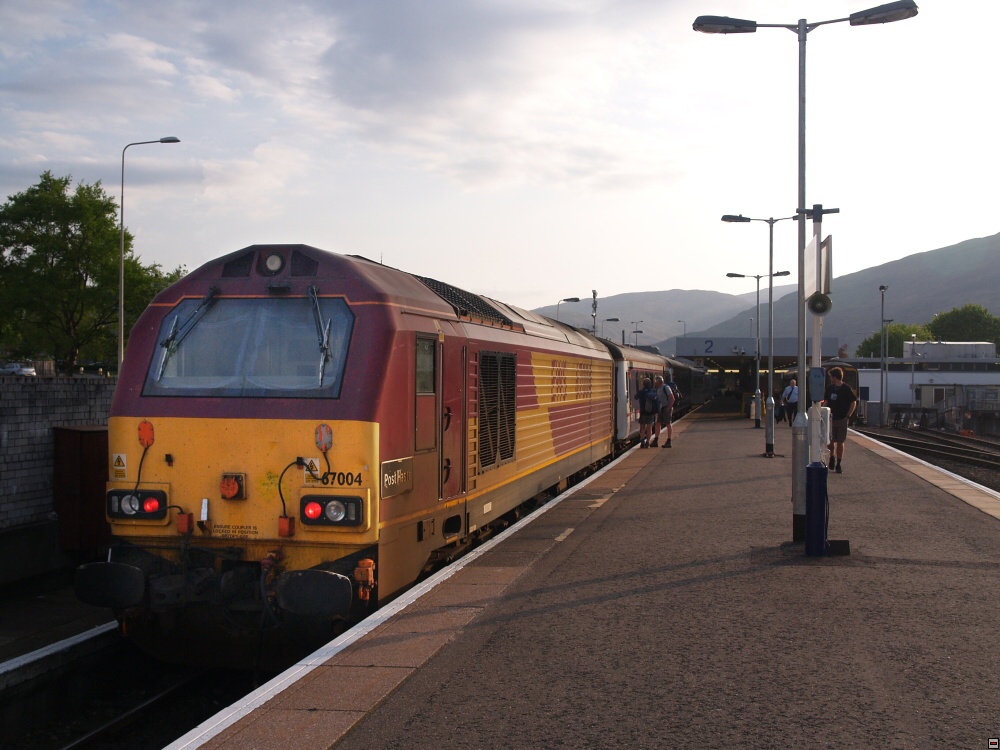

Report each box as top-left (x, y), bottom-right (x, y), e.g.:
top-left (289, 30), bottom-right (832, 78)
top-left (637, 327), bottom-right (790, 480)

top-left (200, 141), bottom-right (312, 218)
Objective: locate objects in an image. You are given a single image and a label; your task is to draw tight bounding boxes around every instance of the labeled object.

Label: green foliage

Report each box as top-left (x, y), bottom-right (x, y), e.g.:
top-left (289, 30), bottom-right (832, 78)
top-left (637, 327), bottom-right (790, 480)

top-left (0, 171), bottom-right (184, 371)
top-left (928, 304), bottom-right (1000, 346)
top-left (855, 303), bottom-right (1000, 357)
top-left (855, 322), bottom-right (933, 358)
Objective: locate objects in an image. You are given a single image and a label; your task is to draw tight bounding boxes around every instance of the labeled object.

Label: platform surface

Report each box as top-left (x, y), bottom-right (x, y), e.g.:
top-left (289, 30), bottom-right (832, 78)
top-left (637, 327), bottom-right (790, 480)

top-left (182, 401), bottom-right (1000, 749)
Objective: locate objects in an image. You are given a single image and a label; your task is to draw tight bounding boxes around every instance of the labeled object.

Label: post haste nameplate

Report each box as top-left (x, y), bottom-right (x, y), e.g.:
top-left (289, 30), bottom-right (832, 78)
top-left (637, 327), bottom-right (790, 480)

top-left (381, 457), bottom-right (414, 498)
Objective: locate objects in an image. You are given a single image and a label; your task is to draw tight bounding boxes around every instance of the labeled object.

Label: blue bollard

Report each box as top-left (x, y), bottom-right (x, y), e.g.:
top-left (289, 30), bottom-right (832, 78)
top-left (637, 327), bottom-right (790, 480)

top-left (805, 461), bottom-right (828, 556)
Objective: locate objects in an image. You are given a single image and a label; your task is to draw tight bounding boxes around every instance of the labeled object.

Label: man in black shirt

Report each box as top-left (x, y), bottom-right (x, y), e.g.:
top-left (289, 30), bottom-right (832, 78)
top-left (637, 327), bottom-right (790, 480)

top-left (823, 367), bottom-right (857, 474)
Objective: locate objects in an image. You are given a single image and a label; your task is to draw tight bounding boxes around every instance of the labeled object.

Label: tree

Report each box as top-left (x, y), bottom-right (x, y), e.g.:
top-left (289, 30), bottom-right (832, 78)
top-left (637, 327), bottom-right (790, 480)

top-left (0, 172), bottom-right (184, 372)
top-left (855, 322), bottom-right (932, 358)
top-left (928, 304), bottom-right (1000, 347)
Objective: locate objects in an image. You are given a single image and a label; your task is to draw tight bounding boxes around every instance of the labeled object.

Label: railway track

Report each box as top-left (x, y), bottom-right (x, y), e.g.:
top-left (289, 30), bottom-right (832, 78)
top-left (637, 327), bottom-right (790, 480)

top-left (855, 427), bottom-right (1000, 472)
top-left (1, 641), bottom-right (266, 750)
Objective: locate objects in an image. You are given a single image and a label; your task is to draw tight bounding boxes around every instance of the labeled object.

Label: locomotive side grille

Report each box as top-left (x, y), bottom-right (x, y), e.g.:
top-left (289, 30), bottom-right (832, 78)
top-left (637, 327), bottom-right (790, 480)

top-left (478, 351), bottom-right (516, 472)
top-left (221, 252), bottom-right (254, 277)
top-left (414, 275), bottom-right (514, 328)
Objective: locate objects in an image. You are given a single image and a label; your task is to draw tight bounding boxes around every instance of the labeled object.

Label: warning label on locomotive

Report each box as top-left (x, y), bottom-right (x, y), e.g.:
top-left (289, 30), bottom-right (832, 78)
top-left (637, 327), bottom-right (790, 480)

top-left (112, 454), bottom-right (127, 480)
top-left (303, 458), bottom-right (323, 485)
top-left (212, 524), bottom-right (260, 539)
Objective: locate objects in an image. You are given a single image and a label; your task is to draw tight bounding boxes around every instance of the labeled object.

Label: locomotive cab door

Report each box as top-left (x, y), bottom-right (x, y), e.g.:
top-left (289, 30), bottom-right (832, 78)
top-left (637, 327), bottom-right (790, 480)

top-left (440, 332), bottom-right (465, 502)
top-left (416, 332), bottom-right (465, 504)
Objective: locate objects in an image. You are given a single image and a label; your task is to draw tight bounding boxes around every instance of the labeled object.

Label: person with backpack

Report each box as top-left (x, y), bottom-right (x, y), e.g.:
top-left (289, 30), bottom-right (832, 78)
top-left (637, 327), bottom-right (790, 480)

top-left (636, 377), bottom-right (659, 448)
top-left (653, 374), bottom-right (676, 448)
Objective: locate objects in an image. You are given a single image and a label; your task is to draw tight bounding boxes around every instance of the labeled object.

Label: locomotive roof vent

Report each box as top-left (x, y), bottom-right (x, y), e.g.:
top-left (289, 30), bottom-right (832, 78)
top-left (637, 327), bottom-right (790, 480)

top-left (414, 274), bottom-right (514, 328)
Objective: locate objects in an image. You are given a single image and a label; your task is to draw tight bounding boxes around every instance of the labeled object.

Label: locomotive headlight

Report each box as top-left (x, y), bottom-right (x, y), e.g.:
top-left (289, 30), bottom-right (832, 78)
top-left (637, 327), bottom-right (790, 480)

top-left (264, 252), bottom-right (284, 273)
top-left (324, 500), bottom-right (347, 522)
top-left (121, 494), bottom-right (141, 515)
top-left (107, 489), bottom-right (169, 521)
top-left (299, 495), bottom-right (363, 527)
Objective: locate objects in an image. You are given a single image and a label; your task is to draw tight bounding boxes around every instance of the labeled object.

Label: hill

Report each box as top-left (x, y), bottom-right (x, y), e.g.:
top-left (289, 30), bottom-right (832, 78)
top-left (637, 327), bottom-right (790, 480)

top-left (532, 232), bottom-right (999, 355)
top-left (683, 232), bottom-right (1000, 354)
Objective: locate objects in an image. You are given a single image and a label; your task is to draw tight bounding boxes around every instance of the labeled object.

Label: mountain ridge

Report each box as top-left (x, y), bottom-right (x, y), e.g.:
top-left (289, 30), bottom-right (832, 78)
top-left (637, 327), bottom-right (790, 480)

top-left (535, 232), bottom-right (1000, 354)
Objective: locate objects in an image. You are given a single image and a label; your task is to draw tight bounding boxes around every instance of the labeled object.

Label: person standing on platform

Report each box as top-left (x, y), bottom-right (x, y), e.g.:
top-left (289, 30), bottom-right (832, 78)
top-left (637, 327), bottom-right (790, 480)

top-left (653, 375), bottom-right (675, 448)
top-left (636, 377), bottom-right (659, 448)
top-left (823, 366), bottom-right (857, 474)
top-left (781, 379), bottom-right (799, 427)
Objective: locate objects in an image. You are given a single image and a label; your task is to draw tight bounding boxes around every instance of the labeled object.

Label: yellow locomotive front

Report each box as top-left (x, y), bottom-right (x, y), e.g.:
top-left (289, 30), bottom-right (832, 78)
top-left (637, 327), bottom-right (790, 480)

top-left (76, 247), bottom-right (393, 670)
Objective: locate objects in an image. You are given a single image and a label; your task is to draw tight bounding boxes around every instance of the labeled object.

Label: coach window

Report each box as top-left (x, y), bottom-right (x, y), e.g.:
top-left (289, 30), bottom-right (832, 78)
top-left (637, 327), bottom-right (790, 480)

top-left (415, 337), bottom-right (437, 451)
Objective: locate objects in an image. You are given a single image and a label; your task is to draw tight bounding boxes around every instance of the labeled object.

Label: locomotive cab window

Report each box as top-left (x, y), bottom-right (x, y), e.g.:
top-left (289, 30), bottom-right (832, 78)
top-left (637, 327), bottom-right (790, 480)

top-left (416, 338), bottom-right (436, 394)
top-left (143, 297), bottom-right (354, 398)
top-left (415, 337), bottom-right (437, 451)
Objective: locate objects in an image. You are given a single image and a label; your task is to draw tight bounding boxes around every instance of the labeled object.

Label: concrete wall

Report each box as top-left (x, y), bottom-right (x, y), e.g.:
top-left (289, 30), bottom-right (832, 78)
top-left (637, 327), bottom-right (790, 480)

top-left (0, 376), bottom-right (115, 584)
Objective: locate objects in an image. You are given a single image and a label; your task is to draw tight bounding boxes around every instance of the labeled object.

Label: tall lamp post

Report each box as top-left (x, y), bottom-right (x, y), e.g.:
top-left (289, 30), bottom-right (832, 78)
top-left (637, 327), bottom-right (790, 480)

top-left (678, 320), bottom-right (687, 337)
top-left (629, 320), bottom-right (643, 347)
top-left (556, 296), bottom-right (580, 321)
top-left (722, 214), bottom-right (796, 454)
top-left (910, 333), bottom-right (917, 409)
top-left (727, 267), bottom-right (791, 433)
top-left (601, 317), bottom-right (620, 338)
top-left (120, 136), bottom-right (181, 369)
top-left (879, 284), bottom-right (888, 426)
top-left (695, 1), bottom-right (919, 540)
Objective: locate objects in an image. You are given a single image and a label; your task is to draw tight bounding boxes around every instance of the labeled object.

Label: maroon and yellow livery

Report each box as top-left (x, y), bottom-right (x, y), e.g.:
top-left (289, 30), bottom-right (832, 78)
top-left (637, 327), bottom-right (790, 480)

top-left (76, 245), bottom-right (619, 669)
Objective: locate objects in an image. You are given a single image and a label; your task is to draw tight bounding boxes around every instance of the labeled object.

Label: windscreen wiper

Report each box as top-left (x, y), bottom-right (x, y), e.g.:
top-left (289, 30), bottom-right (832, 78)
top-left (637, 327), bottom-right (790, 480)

top-left (155, 286), bottom-right (220, 380)
top-left (308, 285), bottom-right (332, 386)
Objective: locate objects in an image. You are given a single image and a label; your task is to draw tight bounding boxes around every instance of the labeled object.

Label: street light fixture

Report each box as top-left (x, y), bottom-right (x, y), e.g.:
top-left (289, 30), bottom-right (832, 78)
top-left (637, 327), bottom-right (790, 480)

top-left (678, 320), bottom-right (686, 337)
top-left (556, 296), bottom-right (580, 321)
top-left (696, 1), bottom-right (918, 540)
top-left (120, 136), bottom-right (181, 369)
top-left (601, 317), bottom-right (620, 338)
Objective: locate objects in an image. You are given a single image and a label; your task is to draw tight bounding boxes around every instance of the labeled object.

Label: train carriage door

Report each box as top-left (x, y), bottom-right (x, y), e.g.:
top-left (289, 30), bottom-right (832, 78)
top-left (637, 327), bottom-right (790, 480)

top-left (440, 335), bottom-right (465, 501)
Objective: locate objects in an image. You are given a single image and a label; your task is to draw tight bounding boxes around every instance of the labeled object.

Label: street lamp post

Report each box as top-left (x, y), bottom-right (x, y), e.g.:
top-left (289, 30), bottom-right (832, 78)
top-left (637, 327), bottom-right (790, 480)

top-left (601, 317), bottom-right (620, 338)
top-left (727, 267), bottom-right (791, 433)
top-left (695, 1), bottom-right (918, 540)
top-left (879, 284), bottom-right (888, 426)
top-left (120, 136), bottom-right (181, 369)
top-left (910, 333), bottom-right (917, 408)
top-left (630, 321), bottom-right (643, 347)
top-left (555, 297), bottom-right (580, 321)
top-left (722, 214), bottom-right (795, 454)
top-left (678, 320), bottom-right (687, 337)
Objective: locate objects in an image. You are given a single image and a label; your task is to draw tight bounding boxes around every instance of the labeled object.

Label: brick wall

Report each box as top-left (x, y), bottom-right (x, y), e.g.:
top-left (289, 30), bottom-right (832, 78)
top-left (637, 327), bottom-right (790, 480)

top-left (0, 376), bottom-right (116, 531)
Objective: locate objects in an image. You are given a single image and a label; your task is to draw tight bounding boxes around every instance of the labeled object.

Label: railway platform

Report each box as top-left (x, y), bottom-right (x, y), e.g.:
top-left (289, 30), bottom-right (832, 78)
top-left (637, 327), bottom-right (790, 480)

top-left (172, 397), bottom-right (1000, 749)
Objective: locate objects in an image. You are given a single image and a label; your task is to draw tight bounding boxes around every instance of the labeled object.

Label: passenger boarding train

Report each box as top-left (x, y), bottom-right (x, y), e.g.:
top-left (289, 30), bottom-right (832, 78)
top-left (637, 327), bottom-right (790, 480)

top-left (75, 245), bottom-right (706, 669)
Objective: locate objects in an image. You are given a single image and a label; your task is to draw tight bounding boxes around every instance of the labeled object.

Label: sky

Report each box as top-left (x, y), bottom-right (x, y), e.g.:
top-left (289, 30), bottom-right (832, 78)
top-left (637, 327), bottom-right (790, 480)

top-left (1, 1), bottom-right (997, 322)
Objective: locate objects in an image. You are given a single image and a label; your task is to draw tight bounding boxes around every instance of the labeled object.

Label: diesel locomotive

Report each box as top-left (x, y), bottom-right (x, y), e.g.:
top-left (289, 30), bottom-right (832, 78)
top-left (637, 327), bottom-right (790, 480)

top-left (75, 244), bottom-right (704, 669)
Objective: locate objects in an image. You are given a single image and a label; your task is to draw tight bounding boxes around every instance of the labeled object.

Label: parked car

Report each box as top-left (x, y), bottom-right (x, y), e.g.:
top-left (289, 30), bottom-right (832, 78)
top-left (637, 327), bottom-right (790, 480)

top-left (0, 362), bottom-right (37, 376)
